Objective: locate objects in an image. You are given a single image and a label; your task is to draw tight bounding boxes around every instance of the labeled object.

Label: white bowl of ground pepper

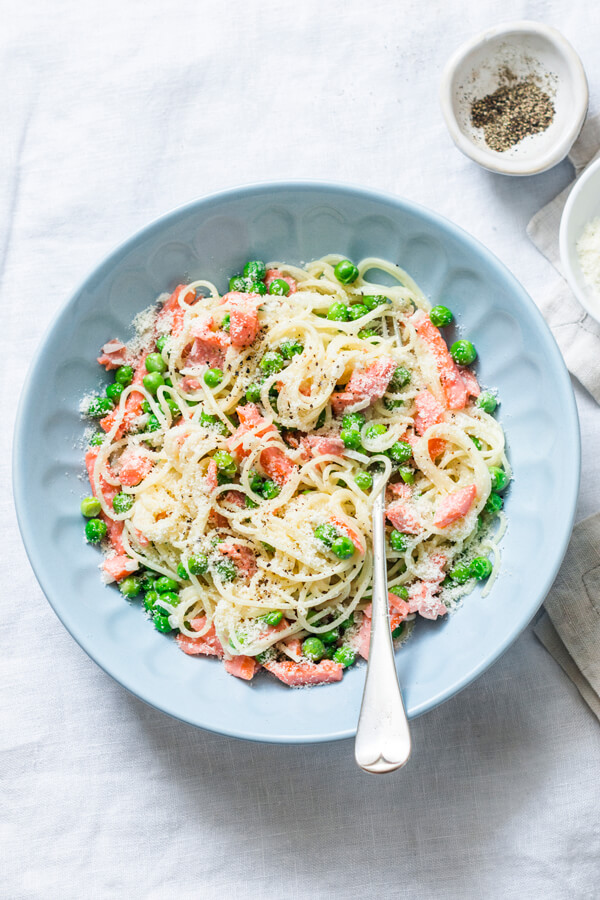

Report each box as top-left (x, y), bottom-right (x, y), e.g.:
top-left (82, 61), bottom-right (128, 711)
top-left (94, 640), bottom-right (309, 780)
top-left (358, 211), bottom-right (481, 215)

top-left (440, 21), bottom-right (588, 176)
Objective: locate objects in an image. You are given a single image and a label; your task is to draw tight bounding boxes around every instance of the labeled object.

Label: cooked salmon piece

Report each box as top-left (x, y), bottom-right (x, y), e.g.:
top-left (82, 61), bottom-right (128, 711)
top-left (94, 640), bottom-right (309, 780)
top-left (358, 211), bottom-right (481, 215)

top-left (218, 543), bottom-right (257, 579)
top-left (186, 337), bottom-right (226, 369)
top-left (260, 446), bottom-right (295, 486)
top-left (332, 358), bottom-right (397, 415)
top-left (100, 351), bottom-right (149, 439)
top-left (356, 601), bottom-right (410, 659)
top-left (459, 366), bottom-right (480, 398)
top-left (84, 447), bottom-right (119, 506)
top-left (219, 293), bottom-right (262, 349)
top-left (386, 501), bottom-right (422, 534)
top-left (302, 435), bottom-right (345, 458)
top-left (224, 656), bottom-right (259, 680)
top-left (118, 452), bottom-right (153, 487)
top-left (433, 484), bottom-right (477, 529)
top-left (226, 403), bottom-right (276, 460)
top-left (102, 516), bottom-right (125, 554)
top-left (412, 311), bottom-right (468, 409)
top-left (407, 581), bottom-right (447, 620)
top-left (329, 515), bottom-right (365, 554)
top-left (102, 554), bottom-right (139, 583)
top-left (205, 460), bottom-right (218, 493)
top-left (264, 269), bottom-right (297, 293)
top-left (263, 659), bottom-right (343, 686)
top-left (414, 389), bottom-right (445, 435)
top-left (97, 340), bottom-right (129, 370)
top-left (181, 376), bottom-right (201, 392)
top-left (176, 617), bottom-right (224, 657)
top-left (222, 490), bottom-right (246, 508)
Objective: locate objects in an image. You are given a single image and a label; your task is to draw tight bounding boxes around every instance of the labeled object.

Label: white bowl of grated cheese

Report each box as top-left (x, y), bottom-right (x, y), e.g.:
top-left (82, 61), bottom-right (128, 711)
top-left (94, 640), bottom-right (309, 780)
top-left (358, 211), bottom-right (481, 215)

top-left (560, 155), bottom-right (600, 324)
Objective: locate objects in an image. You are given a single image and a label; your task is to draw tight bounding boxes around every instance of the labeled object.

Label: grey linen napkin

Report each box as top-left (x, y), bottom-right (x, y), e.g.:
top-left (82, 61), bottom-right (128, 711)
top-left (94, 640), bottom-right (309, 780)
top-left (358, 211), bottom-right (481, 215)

top-left (527, 115), bottom-right (600, 720)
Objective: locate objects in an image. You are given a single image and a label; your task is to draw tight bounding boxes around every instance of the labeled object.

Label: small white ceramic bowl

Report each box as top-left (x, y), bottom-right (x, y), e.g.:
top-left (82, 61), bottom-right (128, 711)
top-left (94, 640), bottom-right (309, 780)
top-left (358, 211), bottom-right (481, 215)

top-left (440, 21), bottom-right (588, 176)
top-left (560, 154), bottom-right (600, 324)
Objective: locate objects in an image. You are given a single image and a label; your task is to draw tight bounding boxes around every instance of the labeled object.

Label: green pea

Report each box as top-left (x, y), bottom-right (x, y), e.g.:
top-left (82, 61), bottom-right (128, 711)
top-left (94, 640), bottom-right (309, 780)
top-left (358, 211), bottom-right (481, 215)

top-left (243, 260), bottom-right (267, 281)
top-left (213, 450), bottom-right (236, 475)
top-left (321, 628), bottom-right (339, 645)
top-left (159, 590), bottom-right (180, 607)
top-left (387, 441), bottom-right (413, 463)
top-left (333, 646), bottom-right (356, 667)
top-left (470, 435), bottom-right (482, 450)
top-left (477, 391), bottom-right (498, 414)
top-left (142, 372), bottom-right (165, 395)
top-left (260, 610), bottom-right (283, 626)
top-left (334, 259), bottom-right (359, 284)
top-left (249, 280), bottom-right (267, 295)
top-left (188, 554), bottom-right (208, 575)
top-left (348, 304), bottom-right (369, 320)
top-left (470, 557), bottom-right (493, 580)
top-left (260, 351), bottom-right (284, 375)
top-left (88, 431), bottom-right (104, 446)
top-left (155, 576), bottom-right (179, 593)
top-left (204, 368), bottom-right (223, 388)
top-left (141, 400), bottom-right (152, 414)
top-left (398, 466), bottom-right (415, 484)
top-left (245, 496), bottom-right (258, 509)
top-left (331, 536), bottom-right (355, 559)
top-left (327, 302), bottom-right (350, 321)
top-left (342, 412), bottom-right (365, 430)
top-left (302, 636), bottom-right (326, 661)
top-left (358, 328), bottom-right (378, 340)
top-left (485, 492), bottom-right (503, 514)
top-left (164, 377), bottom-right (173, 387)
top-left (315, 409), bottom-right (327, 429)
top-left (85, 518), bottom-right (107, 543)
top-left (269, 279), bottom-right (290, 296)
top-left (389, 530), bottom-right (407, 552)
top-left (245, 383), bottom-right (262, 403)
top-left (261, 541), bottom-right (275, 554)
top-left (139, 574), bottom-right (156, 592)
top-left (214, 557), bottom-right (236, 582)
top-left (429, 305), bottom-right (453, 327)
top-left (385, 399), bottom-right (404, 410)
top-left (314, 523), bottom-right (338, 547)
top-left (153, 614), bottom-right (172, 633)
top-left (340, 427), bottom-right (362, 449)
top-left (177, 563), bottom-right (188, 579)
top-left (450, 564), bottom-right (471, 583)
top-left (450, 340), bottom-right (477, 366)
top-left (115, 365), bottom-right (134, 386)
top-left (119, 577), bottom-right (140, 598)
top-left (489, 466), bottom-right (509, 492)
top-left (363, 295), bottom-right (390, 311)
top-left (391, 623), bottom-right (405, 639)
top-left (145, 353), bottom-right (167, 374)
top-left (87, 396), bottom-right (113, 417)
top-left (199, 412), bottom-right (228, 434)
top-left (262, 479), bottom-right (280, 500)
top-left (340, 613), bottom-right (354, 630)
top-left (165, 397), bottom-right (180, 419)
top-left (80, 496), bottom-right (101, 517)
top-left (389, 584), bottom-right (409, 600)
top-left (365, 424), bottom-right (386, 440)
top-left (250, 471), bottom-right (264, 493)
top-left (144, 590), bottom-right (159, 611)
top-left (279, 339), bottom-right (303, 358)
top-left (354, 471), bottom-right (373, 491)
top-left (156, 334), bottom-right (169, 353)
top-left (112, 492), bottom-right (133, 514)
top-left (391, 366), bottom-right (411, 388)
top-left (229, 275), bottom-right (246, 292)
top-left (220, 313), bottom-right (230, 332)
top-left (145, 414), bottom-right (161, 432)
top-left (106, 382), bottom-right (124, 401)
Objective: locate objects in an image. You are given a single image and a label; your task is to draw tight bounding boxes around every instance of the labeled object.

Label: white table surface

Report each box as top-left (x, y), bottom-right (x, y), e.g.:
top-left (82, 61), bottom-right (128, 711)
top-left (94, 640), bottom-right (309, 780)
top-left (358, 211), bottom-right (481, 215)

top-left (3, 1), bottom-right (600, 897)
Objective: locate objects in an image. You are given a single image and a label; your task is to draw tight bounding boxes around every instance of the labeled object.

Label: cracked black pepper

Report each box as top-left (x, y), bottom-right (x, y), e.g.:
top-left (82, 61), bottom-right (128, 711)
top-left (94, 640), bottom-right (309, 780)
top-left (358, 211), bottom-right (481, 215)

top-left (471, 79), bottom-right (555, 152)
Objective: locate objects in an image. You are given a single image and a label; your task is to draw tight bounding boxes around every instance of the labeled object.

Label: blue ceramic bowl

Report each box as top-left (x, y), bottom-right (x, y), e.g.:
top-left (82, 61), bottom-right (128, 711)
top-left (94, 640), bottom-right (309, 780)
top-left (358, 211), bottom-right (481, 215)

top-left (13, 182), bottom-right (580, 743)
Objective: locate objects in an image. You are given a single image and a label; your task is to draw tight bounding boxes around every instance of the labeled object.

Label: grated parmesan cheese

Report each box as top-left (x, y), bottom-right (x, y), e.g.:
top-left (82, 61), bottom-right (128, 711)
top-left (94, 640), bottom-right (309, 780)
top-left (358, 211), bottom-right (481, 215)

top-left (576, 216), bottom-right (600, 303)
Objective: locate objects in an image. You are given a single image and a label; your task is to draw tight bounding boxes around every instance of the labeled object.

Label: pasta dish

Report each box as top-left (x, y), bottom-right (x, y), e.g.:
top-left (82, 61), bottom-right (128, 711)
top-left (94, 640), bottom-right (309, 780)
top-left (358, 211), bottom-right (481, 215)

top-left (80, 255), bottom-right (509, 686)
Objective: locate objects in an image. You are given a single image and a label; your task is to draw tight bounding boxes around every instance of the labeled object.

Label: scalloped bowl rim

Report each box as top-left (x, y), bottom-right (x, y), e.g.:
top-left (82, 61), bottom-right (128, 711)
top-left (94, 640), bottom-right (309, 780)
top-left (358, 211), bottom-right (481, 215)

top-left (13, 181), bottom-right (580, 743)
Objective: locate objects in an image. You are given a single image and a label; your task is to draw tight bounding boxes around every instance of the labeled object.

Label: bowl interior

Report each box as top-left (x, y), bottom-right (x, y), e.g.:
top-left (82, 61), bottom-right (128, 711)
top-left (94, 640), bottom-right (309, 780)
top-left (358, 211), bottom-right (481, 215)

top-left (13, 183), bottom-right (580, 742)
top-left (447, 27), bottom-right (585, 172)
top-left (561, 159), bottom-right (600, 322)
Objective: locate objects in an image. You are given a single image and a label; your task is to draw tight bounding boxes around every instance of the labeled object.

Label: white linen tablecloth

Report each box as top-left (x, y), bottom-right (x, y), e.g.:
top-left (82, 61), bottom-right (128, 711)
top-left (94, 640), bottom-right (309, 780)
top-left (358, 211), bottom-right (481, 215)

top-left (2, 1), bottom-right (599, 897)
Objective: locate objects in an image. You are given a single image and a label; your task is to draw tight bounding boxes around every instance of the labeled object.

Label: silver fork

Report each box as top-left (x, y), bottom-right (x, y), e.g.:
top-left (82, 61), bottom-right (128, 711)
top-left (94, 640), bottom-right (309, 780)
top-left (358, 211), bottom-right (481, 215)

top-left (354, 486), bottom-right (412, 774)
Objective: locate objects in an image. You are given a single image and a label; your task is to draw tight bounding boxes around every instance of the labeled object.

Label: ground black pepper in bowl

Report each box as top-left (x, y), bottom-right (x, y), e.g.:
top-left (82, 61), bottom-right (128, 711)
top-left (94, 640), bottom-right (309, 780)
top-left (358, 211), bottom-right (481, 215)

top-left (470, 73), bottom-right (555, 152)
